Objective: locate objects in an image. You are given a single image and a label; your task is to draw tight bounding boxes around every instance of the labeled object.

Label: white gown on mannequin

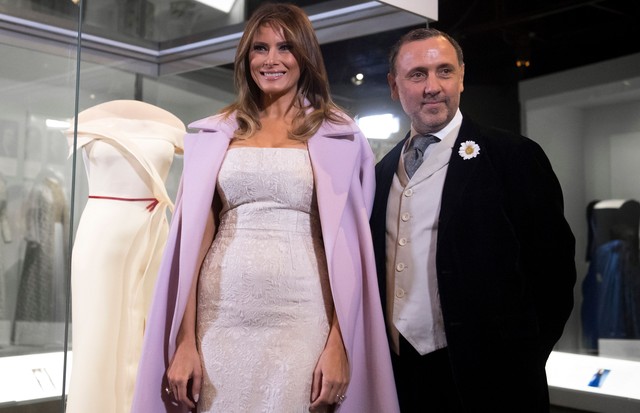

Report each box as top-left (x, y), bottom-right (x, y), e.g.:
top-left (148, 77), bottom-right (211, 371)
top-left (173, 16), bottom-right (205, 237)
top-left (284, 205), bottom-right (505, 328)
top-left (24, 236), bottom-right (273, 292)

top-left (65, 100), bottom-right (185, 413)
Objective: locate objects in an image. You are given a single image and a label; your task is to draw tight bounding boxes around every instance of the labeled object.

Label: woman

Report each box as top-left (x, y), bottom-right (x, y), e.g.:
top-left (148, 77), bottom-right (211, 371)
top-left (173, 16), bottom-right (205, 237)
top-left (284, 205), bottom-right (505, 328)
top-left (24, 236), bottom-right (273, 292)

top-left (131, 3), bottom-right (399, 412)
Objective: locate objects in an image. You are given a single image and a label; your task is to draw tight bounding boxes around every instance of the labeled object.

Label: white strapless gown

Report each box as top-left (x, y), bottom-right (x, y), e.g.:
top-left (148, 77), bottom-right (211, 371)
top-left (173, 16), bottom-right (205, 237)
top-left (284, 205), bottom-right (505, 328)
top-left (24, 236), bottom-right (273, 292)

top-left (196, 147), bottom-right (332, 413)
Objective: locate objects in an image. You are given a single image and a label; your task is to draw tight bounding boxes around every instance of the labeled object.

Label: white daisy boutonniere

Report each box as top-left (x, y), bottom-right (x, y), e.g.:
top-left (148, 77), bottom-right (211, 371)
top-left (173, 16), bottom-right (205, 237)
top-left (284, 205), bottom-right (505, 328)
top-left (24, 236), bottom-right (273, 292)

top-left (458, 140), bottom-right (480, 160)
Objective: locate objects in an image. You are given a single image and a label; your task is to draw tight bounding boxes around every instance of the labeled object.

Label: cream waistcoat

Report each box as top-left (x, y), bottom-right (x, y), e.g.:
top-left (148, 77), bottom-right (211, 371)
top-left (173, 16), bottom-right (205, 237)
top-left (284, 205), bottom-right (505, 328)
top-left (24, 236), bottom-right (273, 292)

top-left (385, 112), bottom-right (462, 355)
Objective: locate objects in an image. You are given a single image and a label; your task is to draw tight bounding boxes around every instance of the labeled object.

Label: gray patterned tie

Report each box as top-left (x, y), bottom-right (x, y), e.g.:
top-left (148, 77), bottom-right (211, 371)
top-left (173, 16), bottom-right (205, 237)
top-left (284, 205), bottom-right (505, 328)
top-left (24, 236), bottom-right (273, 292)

top-left (403, 134), bottom-right (438, 178)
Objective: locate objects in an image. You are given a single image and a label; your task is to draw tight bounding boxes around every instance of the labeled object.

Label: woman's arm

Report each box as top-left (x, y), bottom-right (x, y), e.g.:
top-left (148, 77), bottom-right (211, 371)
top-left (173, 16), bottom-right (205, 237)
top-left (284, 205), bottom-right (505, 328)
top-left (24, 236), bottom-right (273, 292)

top-left (309, 310), bottom-right (350, 410)
top-left (166, 207), bottom-right (216, 409)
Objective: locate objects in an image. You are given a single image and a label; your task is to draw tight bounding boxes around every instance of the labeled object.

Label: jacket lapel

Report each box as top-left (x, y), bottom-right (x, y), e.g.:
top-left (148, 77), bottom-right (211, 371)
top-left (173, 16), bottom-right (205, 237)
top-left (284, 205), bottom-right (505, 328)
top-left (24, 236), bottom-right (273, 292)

top-left (182, 115), bottom-right (236, 241)
top-left (410, 138), bottom-right (452, 182)
top-left (182, 131), bottom-right (230, 241)
top-left (439, 118), bottom-right (482, 233)
top-left (308, 124), bottom-right (360, 271)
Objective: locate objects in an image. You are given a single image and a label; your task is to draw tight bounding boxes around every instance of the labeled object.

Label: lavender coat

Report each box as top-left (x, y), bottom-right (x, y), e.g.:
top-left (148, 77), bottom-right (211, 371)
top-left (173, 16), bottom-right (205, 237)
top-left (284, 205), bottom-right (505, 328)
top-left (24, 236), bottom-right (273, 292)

top-left (131, 112), bottom-right (400, 413)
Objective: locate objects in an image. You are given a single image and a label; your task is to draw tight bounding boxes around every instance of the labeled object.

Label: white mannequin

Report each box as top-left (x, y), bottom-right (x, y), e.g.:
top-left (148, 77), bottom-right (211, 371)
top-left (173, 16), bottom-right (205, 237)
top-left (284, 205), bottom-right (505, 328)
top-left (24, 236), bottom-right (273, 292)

top-left (594, 199), bottom-right (627, 209)
top-left (65, 100), bottom-right (185, 413)
top-left (591, 199), bottom-right (640, 258)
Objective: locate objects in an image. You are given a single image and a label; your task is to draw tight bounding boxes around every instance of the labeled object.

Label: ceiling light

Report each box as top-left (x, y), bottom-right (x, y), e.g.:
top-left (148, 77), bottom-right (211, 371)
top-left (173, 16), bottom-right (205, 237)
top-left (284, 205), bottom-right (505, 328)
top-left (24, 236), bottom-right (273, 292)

top-left (194, 0), bottom-right (237, 13)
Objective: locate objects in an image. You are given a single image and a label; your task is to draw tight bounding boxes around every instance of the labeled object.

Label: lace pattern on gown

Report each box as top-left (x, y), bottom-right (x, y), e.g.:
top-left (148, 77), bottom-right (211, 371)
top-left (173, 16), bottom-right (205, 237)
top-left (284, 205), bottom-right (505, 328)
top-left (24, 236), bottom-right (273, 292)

top-left (197, 148), bottom-right (332, 413)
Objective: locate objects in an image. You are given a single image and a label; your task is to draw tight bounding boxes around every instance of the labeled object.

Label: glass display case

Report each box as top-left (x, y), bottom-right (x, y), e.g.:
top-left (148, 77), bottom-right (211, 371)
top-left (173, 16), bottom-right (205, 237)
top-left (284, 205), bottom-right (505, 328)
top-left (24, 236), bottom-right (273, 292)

top-left (1, 1), bottom-right (639, 412)
top-left (520, 54), bottom-right (640, 412)
top-left (0, 1), bottom-right (427, 412)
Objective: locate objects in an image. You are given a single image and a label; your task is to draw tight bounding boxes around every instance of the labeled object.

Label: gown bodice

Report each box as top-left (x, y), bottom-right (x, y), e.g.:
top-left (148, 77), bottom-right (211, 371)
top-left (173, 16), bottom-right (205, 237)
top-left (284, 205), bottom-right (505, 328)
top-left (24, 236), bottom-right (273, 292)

top-left (217, 147), bottom-right (320, 234)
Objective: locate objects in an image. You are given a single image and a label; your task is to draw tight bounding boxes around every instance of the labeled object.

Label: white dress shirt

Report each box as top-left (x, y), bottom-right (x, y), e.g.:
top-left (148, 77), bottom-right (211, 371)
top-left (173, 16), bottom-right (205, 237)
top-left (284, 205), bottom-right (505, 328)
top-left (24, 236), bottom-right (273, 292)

top-left (385, 110), bottom-right (463, 355)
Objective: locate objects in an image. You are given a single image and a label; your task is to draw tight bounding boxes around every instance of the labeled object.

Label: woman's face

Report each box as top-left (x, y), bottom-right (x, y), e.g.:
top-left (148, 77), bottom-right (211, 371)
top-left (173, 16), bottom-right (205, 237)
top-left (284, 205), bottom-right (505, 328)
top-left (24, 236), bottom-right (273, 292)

top-left (249, 24), bottom-right (301, 104)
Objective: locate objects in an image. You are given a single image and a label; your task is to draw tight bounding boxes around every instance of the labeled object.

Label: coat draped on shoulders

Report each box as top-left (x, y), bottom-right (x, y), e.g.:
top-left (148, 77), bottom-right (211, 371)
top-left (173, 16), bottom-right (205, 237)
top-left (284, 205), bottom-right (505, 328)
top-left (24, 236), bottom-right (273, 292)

top-left (131, 112), bottom-right (400, 413)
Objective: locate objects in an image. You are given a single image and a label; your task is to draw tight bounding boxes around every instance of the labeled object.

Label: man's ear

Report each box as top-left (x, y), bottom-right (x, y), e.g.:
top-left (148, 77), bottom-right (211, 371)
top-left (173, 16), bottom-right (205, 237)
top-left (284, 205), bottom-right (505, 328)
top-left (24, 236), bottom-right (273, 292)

top-left (387, 73), bottom-right (399, 101)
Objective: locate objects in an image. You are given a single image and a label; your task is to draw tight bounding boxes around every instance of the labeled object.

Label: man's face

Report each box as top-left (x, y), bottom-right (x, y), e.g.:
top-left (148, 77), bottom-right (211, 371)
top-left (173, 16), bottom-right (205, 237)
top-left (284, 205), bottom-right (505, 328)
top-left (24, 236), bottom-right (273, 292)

top-left (388, 36), bottom-right (464, 134)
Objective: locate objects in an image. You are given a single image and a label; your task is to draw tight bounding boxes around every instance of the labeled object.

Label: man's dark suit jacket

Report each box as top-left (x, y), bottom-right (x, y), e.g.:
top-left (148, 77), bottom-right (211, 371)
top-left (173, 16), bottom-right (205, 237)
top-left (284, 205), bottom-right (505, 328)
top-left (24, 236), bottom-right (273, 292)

top-left (370, 117), bottom-right (576, 411)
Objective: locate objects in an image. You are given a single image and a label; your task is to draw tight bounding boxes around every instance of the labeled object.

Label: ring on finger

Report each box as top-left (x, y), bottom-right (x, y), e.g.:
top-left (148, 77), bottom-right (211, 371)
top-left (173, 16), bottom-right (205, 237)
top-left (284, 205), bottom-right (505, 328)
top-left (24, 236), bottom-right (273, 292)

top-left (164, 386), bottom-right (172, 395)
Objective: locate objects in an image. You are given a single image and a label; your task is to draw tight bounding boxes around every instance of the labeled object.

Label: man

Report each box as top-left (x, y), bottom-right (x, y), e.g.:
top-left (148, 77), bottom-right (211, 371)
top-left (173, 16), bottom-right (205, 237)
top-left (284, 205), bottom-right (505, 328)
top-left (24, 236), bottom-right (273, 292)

top-left (370, 28), bottom-right (576, 412)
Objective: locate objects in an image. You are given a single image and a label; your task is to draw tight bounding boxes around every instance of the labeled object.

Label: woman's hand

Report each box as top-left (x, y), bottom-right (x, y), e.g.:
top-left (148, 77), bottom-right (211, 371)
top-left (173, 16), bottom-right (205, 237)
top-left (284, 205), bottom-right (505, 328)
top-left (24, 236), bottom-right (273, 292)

top-left (310, 314), bottom-right (350, 411)
top-left (165, 210), bottom-right (212, 409)
top-left (166, 341), bottom-right (202, 409)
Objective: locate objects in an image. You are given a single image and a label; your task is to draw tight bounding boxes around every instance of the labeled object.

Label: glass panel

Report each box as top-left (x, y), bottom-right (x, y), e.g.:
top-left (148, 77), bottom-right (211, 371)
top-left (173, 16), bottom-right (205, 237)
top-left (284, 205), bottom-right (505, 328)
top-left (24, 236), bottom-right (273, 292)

top-left (1, 0), bottom-right (244, 44)
top-left (519, 59), bottom-right (640, 407)
top-left (0, 40), bottom-right (77, 350)
top-left (1, 0), bottom-right (336, 45)
top-left (0, 34), bottom-right (78, 411)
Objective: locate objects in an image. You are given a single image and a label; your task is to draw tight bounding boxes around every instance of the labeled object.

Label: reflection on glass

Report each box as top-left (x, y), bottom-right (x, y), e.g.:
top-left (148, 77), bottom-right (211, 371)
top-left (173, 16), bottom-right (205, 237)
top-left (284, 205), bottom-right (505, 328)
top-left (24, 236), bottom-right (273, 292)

top-left (1, 0), bottom-right (246, 43)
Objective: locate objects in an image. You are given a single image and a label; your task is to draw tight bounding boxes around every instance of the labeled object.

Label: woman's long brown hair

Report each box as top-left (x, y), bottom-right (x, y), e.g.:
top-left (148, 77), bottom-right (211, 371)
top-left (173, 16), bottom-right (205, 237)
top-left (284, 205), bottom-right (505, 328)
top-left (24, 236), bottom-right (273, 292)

top-left (220, 3), bottom-right (345, 141)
